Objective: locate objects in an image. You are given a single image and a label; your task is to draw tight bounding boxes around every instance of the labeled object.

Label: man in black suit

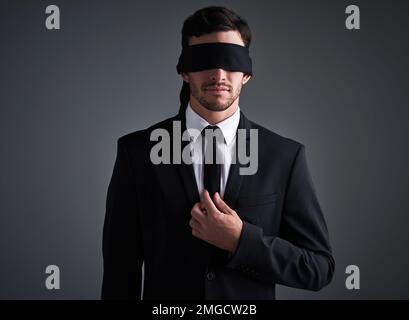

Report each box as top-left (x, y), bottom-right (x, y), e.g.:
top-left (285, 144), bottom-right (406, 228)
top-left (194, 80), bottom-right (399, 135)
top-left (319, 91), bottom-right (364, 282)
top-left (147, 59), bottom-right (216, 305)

top-left (101, 6), bottom-right (334, 300)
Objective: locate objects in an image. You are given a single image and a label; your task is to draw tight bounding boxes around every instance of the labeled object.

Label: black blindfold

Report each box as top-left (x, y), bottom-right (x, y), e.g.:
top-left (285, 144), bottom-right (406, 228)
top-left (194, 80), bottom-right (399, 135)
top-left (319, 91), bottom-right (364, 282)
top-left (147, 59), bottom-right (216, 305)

top-left (176, 42), bottom-right (253, 76)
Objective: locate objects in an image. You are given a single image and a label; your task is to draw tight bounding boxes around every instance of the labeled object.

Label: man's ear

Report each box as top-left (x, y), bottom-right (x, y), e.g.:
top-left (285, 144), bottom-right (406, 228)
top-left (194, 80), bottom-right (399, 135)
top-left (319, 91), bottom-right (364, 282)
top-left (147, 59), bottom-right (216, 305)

top-left (242, 74), bottom-right (252, 85)
top-left (181, 72), bottom-right (189, 83)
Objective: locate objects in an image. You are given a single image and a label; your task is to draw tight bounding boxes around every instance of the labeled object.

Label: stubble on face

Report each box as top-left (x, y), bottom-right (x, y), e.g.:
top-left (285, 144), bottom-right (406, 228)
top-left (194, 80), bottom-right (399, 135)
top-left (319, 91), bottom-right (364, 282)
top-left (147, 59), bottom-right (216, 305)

top-left (189, 80), bottom-right (242, 112)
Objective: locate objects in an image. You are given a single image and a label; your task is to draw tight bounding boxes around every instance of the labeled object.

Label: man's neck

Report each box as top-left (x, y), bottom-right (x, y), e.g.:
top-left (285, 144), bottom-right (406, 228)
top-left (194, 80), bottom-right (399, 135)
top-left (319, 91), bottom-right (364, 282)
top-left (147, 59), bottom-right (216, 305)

top-left (189, 96), bottom-right (239, 125)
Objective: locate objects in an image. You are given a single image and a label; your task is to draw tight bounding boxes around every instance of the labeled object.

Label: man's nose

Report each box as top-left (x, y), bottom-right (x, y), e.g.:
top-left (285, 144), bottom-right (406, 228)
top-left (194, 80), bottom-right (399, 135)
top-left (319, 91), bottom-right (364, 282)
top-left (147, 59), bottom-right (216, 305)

top-left (210, 68), bottom-right (227, 81)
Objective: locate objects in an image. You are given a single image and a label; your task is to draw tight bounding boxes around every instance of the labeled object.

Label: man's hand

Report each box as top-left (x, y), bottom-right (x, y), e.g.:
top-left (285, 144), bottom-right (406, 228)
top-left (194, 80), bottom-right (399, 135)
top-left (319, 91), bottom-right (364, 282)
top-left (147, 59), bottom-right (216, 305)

top-left (189, 190), bottom-right (243, 253)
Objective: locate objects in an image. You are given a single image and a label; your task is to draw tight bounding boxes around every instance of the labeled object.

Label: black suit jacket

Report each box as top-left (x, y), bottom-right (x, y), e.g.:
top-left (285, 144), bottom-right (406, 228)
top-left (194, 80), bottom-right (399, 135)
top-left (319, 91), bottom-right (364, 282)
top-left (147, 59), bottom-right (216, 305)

top-left (101, 110), bottom-right (335, 300)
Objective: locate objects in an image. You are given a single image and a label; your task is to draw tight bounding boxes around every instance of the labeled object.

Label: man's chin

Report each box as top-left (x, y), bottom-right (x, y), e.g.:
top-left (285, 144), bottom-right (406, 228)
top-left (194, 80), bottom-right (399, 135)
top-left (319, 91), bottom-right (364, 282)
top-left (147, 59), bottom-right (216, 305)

top-left (203, 104), bottom-right (231, 112)
top-left (201, 98), bottom-right (232, 111)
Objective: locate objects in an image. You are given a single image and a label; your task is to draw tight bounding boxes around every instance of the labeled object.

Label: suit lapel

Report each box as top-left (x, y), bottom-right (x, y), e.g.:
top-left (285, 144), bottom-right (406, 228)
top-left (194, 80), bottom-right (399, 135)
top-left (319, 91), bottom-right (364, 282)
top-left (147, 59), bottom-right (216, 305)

top-left (223, 111), bottom-right (251, 209)
top-left (176, 111), bottom-right (201, 207)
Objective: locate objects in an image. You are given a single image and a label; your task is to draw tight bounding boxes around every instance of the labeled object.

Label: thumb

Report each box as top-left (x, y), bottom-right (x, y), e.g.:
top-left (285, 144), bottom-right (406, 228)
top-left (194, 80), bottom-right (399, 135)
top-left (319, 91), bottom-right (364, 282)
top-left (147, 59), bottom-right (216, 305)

top-left (213, 192), bottom-right (235, 215)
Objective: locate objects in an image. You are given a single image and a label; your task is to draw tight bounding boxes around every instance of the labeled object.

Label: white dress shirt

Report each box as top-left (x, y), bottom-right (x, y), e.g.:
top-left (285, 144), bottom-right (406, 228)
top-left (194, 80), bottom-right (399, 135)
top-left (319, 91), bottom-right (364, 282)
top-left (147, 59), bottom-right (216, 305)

top-left (185, 101), bottom-right (241, 198)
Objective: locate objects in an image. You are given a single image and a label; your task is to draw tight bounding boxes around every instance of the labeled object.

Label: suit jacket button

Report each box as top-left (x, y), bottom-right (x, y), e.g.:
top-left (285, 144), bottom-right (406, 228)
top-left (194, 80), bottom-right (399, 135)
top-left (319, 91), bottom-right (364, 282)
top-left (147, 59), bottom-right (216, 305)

top-left (206, 272), bottom-right (216, 281)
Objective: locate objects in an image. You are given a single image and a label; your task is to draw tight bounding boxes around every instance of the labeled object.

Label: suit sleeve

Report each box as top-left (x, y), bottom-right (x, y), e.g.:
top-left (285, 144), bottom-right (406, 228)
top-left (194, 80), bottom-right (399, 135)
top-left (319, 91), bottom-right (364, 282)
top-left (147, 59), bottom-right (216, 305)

top-left (225, 144), bottom-right (335, 291)
top-left (101, 138), bottom-right (144, 299)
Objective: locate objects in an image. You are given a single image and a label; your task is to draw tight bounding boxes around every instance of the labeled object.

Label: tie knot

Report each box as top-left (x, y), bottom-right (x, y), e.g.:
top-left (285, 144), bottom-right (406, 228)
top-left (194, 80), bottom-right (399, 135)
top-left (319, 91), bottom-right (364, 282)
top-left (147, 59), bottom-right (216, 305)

top-left (202, 125), bottom-right (220, 133)
top-left (201, 125), bottom-right (225, 144)
top-left (201, 125), bottom-right (224, 141)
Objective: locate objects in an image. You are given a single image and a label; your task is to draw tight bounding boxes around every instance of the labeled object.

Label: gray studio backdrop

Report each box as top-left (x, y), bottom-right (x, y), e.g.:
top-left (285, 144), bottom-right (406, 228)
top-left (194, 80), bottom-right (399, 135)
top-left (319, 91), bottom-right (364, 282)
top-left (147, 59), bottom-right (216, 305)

top-left (1, 0), bottom-right (408, 299)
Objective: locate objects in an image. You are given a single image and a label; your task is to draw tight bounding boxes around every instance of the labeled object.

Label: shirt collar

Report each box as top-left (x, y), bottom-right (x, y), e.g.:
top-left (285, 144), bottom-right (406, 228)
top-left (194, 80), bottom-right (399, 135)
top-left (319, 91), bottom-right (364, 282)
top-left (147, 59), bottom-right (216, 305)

top-left (185, 101), bottom-right (241, 146)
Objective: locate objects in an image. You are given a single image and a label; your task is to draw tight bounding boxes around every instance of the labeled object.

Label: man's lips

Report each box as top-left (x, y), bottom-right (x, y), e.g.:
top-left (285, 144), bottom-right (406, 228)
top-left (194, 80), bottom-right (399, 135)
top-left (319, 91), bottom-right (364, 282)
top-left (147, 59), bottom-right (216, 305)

top-left (205, 86), bottom-right (230, 92)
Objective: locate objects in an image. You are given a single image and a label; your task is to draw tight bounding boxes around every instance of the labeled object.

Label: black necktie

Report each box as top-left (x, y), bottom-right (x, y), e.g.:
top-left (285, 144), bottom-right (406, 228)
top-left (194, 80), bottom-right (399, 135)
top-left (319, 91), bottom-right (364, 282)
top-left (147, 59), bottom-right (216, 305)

top-left (201, 125), bottom-right (230, 267)
top-left (201, 125), bottom-right (223, 197)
